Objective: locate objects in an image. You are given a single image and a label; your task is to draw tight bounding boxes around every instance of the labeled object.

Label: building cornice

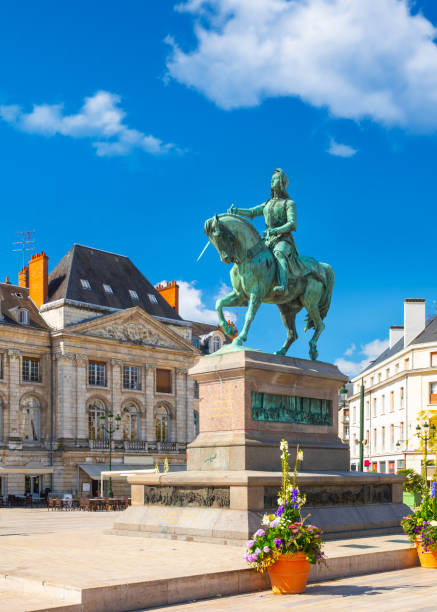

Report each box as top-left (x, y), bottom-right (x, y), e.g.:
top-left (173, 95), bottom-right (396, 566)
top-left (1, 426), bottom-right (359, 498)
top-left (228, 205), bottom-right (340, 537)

top-left (349, 366), bottom-right (437, 401)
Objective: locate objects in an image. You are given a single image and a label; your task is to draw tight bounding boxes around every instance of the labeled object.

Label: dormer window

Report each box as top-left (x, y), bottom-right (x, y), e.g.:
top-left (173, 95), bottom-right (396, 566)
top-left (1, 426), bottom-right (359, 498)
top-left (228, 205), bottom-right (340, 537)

top-left (148, 294), bottom-right (158, 304)
top-left (129, 290), bottom-right (139, 301)
top-left (19, 309), bottom-right (30, 325)
top-left (103, 284), bottom-right (113, 294)
top-left (81, 279), bottom-right (91, 290)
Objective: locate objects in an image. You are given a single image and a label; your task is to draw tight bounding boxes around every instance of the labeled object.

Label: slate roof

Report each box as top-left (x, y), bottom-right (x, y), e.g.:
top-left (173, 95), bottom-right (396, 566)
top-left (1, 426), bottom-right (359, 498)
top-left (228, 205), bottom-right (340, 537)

top-left (47, 244), bottom-right (182, 321)
top-left (361, 315), bottom-right (437, 375)
top-left (0, 283), bottom-right (49, 330)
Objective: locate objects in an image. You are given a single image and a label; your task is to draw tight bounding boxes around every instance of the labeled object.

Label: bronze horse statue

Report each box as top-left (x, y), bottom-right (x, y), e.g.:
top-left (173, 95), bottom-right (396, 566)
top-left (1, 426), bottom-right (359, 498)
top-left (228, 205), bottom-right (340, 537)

top-left (204, 213), bottom-right (334, 360)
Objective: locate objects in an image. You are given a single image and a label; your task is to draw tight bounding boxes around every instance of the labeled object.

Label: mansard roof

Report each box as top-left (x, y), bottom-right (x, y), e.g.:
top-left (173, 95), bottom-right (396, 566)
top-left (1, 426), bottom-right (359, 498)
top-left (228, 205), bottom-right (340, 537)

top-left (360, 315), bottom-right (437, 375)
top-left (47, 244), bottom-right (182, 322)
top-left (0, 283), bottom-right (49, 330)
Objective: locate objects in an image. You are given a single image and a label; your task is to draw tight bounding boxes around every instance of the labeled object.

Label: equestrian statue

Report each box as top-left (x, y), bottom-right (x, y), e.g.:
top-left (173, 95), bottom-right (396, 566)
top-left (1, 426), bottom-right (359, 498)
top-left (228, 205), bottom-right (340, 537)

top-left (204, 168), bottom-right (334, 360)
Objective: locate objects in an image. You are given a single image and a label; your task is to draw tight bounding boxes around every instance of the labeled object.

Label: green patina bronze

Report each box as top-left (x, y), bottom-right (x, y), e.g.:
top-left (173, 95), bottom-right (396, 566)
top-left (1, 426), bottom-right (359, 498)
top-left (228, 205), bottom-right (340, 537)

top-left (252, 391), bottom-right (332, 426)
top-left (204, 168), bottom-right (334, 360)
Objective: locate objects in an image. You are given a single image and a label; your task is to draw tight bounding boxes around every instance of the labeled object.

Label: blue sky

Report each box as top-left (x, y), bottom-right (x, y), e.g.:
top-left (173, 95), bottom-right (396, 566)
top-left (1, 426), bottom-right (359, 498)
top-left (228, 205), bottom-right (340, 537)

top-left (1, 0), bottom-right (437, 376)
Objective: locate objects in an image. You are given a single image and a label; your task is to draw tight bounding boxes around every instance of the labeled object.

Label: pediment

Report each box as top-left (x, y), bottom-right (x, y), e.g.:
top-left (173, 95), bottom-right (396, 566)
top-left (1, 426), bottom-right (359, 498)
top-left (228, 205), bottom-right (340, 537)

top-left (67, 308), bottom-right (196, 352)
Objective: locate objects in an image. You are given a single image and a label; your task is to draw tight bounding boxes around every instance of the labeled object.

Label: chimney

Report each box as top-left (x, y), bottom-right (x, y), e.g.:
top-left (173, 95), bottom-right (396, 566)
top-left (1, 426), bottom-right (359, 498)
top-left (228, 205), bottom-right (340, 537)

top-left (155, 281), bottom-right (179, 314)
top-left (18, 266), bottom-right (29, 288)
top-left (28, 252), bottom-right (48, 308)
top-left (404, 298), bottom-right (426, 347)
top-left (4, 277), bottom-right (11, 284)
top-left (389, 325), bottom-right (404, 349)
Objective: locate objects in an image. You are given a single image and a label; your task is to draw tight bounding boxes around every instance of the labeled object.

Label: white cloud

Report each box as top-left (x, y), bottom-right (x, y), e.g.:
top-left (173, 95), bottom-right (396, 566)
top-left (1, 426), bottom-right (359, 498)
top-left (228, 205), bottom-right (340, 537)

top-left (344, 343), bottom-right (356, 357)
top-left (167, 0), bottom-right (437, 131)
top-left (0, 91), bottom-right (175, 157)
top-left (163, 280), bottom-right (237, 325)
top-left (335, 337), bottom-right (389, 377)
top-left (327, 139), bottom-right (357, 158)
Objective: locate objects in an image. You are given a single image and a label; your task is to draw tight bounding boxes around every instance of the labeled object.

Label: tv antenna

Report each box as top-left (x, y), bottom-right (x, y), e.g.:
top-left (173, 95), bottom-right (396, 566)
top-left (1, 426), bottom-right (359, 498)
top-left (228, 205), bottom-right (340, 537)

top-left (13, 231), bottom-right (35, 269)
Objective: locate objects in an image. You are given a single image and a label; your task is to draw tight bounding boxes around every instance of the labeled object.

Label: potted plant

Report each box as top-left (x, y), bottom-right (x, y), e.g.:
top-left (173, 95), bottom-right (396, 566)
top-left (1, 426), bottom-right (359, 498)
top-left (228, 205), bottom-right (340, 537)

top-left (397, 468), bottom-right (427, 508)
top-left (401, 481), bottom-right (437, 568)
top-left (245, 440), bottom-right (325, 593)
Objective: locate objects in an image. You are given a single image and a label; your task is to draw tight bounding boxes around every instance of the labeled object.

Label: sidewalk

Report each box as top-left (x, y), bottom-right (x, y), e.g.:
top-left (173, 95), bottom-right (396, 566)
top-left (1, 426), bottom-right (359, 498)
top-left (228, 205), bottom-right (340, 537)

top-left (157, 567), bottom-right (437, 612)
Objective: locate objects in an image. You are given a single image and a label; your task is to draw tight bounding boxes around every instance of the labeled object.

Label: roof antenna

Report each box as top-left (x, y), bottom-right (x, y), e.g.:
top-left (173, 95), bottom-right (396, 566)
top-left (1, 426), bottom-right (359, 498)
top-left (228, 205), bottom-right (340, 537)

top-left (13, 231), bottom-right (35, 269)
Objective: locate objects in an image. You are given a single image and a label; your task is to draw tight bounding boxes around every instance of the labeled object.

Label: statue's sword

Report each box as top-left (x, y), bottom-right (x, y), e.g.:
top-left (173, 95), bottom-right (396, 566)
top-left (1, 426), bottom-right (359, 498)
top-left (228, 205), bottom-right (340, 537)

top-left (196, 240), bottom-right (210, 262)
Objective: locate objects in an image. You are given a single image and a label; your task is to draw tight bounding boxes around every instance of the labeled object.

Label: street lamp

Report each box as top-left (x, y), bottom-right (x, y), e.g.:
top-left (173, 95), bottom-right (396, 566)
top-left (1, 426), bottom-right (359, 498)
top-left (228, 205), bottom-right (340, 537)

top-left (416, 422), bottom-right (436, 484)
top-left (99, 410), bottom-right (121, 497)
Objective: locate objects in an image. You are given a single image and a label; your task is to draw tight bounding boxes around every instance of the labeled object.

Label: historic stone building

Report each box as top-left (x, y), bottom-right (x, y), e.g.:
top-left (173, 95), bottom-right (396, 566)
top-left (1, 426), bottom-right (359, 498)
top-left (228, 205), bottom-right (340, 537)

top-left (0, 245), bottom-right (227, 498)
top-left (349, 299), bottom-right (437, 479)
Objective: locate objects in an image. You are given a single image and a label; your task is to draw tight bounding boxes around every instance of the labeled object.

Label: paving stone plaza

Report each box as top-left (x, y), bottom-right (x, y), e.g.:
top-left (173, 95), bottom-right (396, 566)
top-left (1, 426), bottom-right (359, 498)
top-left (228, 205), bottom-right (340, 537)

top-left (0, 507), bottom-right (434, 612)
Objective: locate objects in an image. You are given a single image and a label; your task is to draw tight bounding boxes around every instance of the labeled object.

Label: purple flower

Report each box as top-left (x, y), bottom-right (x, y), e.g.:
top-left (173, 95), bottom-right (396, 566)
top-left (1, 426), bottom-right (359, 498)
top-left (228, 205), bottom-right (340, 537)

top-left (254, 529), bottom-right (265, 538)
top-left (276, 505), bottom-right (285, 517)
top-left (431, 481), bottom-right (437, 499)
top-left (291, 488), bottom-right (299, 502)
top-left (263, 546), bottom-right (270, 553)
top-left (250, 554), bottom-right (258, 562)
top-left (247, 539), bottom-right (255, 548)
top-left (244, 552), bottom-right (251, 562)
top-left (274, 538), bottom-right (284, 548)
top-left (255, 547), bottom-right (261, 554)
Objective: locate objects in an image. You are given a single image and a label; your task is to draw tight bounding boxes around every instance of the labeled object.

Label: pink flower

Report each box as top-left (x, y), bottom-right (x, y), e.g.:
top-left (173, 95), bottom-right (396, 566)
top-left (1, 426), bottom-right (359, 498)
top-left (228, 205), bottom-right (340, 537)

top-left (255, 529), bottom-right (265, 538)
top-left (247, 539), bottom-right (255, 548)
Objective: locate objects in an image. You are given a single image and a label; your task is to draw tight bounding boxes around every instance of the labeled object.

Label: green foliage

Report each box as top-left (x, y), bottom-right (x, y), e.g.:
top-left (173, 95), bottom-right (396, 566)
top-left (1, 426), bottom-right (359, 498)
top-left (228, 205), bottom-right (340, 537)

top-left (245, 441), bottom-right (325, 572)
top-left (401, 481), bottom-right (437, 551)
top-left (397, 468), bottom-right (427, 496)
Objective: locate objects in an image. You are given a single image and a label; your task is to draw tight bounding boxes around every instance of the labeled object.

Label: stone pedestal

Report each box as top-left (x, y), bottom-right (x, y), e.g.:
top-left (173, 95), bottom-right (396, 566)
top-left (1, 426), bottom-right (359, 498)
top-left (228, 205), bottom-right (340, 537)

top-left (187, 349), bottom-right (349, 472)
top-left (113, 350), bottom-right (408, 543)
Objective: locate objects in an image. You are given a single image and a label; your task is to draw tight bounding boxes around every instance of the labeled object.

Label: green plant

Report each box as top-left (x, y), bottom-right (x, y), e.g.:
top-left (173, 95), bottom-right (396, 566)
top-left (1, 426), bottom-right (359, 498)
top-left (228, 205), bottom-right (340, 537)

top-left (397, 468), bottom-right (427, 496)
top-left (401, 481), bottom-right (437, 551)
top-left (245, 440), bottom-right (326, 572)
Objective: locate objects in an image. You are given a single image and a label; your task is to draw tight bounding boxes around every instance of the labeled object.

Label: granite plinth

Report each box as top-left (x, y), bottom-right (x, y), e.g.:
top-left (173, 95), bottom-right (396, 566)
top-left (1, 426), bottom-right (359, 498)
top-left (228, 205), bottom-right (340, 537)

top-left (114, 351), bottom-right (407, 543)
top-left (187, 350), bottom-right (349, 472)
top-left (113, 469), bottom-right (409, 542)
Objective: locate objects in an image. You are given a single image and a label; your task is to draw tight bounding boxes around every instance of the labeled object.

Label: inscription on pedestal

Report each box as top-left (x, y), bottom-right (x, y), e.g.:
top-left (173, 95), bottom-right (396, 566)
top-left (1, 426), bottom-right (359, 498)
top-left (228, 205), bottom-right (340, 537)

top-left (143, 486), bottom-right (230, 508)
top-left (252, 392), bottom-right (332, 425)
top-left (264, 484), bottom-right (392, 508)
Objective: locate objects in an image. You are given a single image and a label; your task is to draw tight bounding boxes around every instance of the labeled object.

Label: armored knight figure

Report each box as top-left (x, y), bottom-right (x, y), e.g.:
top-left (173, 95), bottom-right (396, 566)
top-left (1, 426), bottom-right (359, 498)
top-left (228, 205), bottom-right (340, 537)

top-left (228, 169), bottom-right (316, 295)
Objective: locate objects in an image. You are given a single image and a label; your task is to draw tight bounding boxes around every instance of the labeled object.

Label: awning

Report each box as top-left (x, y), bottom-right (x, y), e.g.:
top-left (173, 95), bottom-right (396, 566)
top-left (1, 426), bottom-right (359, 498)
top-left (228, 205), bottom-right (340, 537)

top-left (0, 465), bottom-right (54, 475)
top-left (78, 464), bottom-right (152, 480)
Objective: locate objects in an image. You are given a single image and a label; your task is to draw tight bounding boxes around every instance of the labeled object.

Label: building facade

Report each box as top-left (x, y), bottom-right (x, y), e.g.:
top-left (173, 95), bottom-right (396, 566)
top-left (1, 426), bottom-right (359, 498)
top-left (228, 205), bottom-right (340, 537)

top-left (0, 245), bottom-right (227, 498)
top-left (349, 299), bottom-right (437, 479)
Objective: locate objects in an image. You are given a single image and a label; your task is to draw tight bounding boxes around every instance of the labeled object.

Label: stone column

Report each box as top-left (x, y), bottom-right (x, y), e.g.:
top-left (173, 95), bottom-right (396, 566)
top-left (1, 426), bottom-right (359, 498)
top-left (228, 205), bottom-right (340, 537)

top-left (56, 352), bottom-right (76, 442)
top-left (75, 354), bottom-right (88, 443)
top-left (7, 349), bottom-right (21, 444)
top-left (186, 375), bottom-right (196, 443)
top-left (175, 368), bottom-right (188, 444)
top-left (111, 359), bottom-right (123, 441)
top-left (145, 364), bottom-right (155, 442)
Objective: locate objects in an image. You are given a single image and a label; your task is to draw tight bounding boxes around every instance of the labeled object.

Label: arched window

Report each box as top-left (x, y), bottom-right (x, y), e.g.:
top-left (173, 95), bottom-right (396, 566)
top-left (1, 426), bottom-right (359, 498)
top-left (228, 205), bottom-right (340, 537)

top-left (21, 396), bottom-right (40, 441)
top-left (122, 402), bottom-right (140, 441)
top-left (88, 400), bottom-right (106, 440)
top-left (212, 336), bottom-right (221, 353)
top-left (155, 404), bottom-right (169, 442)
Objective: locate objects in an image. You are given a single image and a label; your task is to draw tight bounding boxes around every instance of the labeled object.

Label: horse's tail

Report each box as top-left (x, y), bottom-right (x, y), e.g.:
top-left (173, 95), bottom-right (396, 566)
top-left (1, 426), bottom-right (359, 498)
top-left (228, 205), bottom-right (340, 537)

top-left (305, 263), bottom-right (335, 330)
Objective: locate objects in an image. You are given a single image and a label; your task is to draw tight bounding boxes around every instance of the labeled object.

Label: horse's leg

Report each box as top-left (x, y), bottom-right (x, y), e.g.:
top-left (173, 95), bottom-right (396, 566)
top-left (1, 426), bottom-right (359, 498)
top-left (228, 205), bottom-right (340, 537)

top-left (302, 279), bottom-right (325, 361)
top-left (232, 287), bottom-right (262, 346)
top-left (216, 290), bottom-right (244, 337)
top-left (275, 302), bottom-right (301, 356)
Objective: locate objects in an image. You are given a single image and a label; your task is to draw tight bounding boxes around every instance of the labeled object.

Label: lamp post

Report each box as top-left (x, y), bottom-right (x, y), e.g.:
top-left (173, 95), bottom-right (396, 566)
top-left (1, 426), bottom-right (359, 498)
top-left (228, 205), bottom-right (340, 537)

top-left (99, 410), bottom-right (121, 497)
top-left (416, 422), bottom-right (436, 484)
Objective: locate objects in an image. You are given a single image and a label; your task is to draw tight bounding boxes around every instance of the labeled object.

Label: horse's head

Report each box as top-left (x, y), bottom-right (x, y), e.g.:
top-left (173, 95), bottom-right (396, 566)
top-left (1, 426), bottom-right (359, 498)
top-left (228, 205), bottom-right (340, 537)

top-left (204, 214), bottom-right (237, 264)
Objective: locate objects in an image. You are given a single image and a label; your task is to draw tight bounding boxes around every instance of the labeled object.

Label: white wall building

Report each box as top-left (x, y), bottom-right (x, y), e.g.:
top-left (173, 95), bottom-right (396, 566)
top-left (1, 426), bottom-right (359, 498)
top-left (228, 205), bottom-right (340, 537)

top-left (349, 299), bottom-right (437, 478)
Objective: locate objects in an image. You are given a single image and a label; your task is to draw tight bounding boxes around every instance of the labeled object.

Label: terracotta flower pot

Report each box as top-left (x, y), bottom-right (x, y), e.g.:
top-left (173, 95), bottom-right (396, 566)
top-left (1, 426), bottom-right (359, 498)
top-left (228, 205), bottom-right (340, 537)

top-left (416, 537), bottom-right (437, 569)
top-left (267, 552), bottom-right (311, 594)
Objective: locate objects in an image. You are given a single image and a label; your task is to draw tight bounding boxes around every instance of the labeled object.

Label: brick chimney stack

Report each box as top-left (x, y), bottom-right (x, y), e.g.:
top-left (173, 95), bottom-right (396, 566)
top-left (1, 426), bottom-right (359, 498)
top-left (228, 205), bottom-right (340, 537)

top-left (18, 266), bottom-right (29, 288)
top-left (155, 281), bottom-right (179, 314)
top-left (28, 252), bottom-right (48, 308)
